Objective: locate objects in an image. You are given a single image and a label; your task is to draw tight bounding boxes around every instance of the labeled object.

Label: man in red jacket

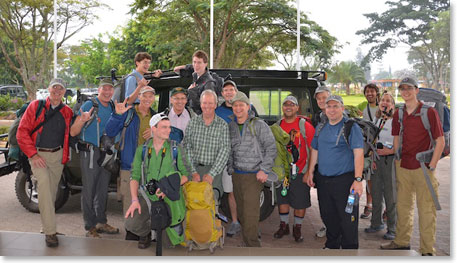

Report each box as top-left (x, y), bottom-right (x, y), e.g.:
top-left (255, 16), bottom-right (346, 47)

top-left (17, 78), bottom-right (73, 248)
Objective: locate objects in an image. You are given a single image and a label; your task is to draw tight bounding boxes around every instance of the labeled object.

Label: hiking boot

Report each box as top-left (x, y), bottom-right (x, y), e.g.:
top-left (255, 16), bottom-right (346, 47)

top-left (315, 226), bottom-right (326, 238)
top-left (138, 233), bottom-right (151, 249)
top-left (45, 234), bottom-right (59, 247)
top-left (292, 224), bottom-right (304, 242)
top-left (364, 224), bottom-right (385, 233)
top-left (380, 241), bottom-right (410, 250)
top-left (96, 223), bottom-right (119, 234)
top-left (125, 230), bottom-right (140, 241)
top-left (226, 221), bottom-right (241, 237)
top-left (360, 206), bottom-right (372, 219)
top-left (383, 231), bottom-right (396, 240)
top-left (273, 222), bottom-right (289, 239)
top-left (86, 227), bottom-right (101, 238)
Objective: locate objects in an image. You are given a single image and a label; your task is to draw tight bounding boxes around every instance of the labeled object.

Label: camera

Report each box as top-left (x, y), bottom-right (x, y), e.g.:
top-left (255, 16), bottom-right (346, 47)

top-left (145, 179), bottom-right (159, 195)
top-left (376, 142), bottom-right (384, 149)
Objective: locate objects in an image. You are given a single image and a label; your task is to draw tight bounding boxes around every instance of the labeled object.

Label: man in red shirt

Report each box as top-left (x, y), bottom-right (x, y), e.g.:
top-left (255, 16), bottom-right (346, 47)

top-left (381, 77), bottom-right (444, 256)
top-left (17, 78), bottom-right (73, 247)
top-left (273, 95), bottom-right (315, 242)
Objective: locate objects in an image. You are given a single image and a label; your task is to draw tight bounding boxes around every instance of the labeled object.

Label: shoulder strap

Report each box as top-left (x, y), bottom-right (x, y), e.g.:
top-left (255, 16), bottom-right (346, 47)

top-left (35, 100), bottom-right (46, 120)
top-left (367, 105), bottom-right (373, 122)
top-left (338, 118), bottom-right (354, 146)
top-left (31, 103), bottom-right (64, 135)
top-left (84, 97), bottom-right (99, 129)
top-left (419, 105), bottom-right (434, 148)
top-left (141, 138), bottom-right (153, 185)
top-left (248, 117), bottom-right (259, 136)
top-left (170, 140), bottom-right (179, 170)
top-left (298, 117), bottom-right (310, 174)
top-left (396, 106), bottom-right (405, 160)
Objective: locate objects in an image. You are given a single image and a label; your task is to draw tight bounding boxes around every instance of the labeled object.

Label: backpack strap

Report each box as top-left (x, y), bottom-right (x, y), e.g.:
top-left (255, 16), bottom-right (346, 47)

top-left (170, 140), bottom-right (179, 170)
top-left (141, 138), bottom-right (153, 186)
top-left (418, 105), bottom-right (435, 148)
top-left (119, 107), bottom-right (136, 151)
top-left (35, 100), bottom-right (46, 121)
top-left (395, 106), bottom-right (405, 160)
top-left (298, 118), bottom-right (310, 174)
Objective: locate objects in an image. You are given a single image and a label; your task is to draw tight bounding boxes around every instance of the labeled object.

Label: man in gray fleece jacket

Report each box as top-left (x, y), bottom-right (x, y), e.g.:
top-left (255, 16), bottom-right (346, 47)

top-left (227, 91), bottom-right (277, 247)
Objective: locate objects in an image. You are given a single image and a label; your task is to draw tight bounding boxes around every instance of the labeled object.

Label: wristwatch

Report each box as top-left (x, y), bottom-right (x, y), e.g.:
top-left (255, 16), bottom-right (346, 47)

top-left (429, 167), bottom-right (436, 172)
top-left (354, 177), bottom-right (363, 182)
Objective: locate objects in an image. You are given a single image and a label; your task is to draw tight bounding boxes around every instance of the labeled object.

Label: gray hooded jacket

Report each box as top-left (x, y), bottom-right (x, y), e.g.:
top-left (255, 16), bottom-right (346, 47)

top-left (227, 115), bottom-right (277, 175)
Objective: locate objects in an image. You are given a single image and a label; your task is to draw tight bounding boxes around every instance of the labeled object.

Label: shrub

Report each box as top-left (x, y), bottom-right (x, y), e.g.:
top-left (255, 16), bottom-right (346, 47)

top-left (0, 95), bottom-right (12, 111)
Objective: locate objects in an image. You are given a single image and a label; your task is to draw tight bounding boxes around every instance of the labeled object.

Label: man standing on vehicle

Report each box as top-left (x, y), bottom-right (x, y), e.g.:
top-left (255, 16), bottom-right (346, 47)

top-left (227, 91), bottom-right (276, 247)
top-left (125, 113), bottom-right (189, 249)
top-left (183, 89), bottom-right (230, 205)
top-left (173, 50), bottom-right (216, 114)
top-left (274, 95), bottom-right (315, 242)
top-left (105, 86), bottom-right (157, 233)
top-left (306, 95), bottom-right (364, 249)
top-left (124, 52), bottom-right (162, 105)
top-left (17, 78), bottom-right (73, 247)
top-left (381, 77), bottom-right (444, 256)
top-left (166, 87), bottom-right (196, 135)
top-left (70, 78), bottom-right (119, 238)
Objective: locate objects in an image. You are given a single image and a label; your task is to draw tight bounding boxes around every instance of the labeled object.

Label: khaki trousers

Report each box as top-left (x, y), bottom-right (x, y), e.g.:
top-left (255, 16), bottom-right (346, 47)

top-left (232, 172), bottom-right (263, 247)
top-left (29, 149), bottom-right (64, 235)
top-left (120, 170), bottom-right (132, 216)
top-left (394, 161), bottom-right (439, 254)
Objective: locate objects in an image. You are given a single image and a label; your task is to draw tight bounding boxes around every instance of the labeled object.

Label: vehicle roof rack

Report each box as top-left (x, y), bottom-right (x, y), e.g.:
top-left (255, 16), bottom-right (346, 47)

top-left (210, 69), bottom-right (326, 81)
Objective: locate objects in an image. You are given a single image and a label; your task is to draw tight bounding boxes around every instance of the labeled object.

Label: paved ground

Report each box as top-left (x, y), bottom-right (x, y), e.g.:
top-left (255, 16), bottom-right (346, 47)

top-left (0, 156), bottom-right (450, 256)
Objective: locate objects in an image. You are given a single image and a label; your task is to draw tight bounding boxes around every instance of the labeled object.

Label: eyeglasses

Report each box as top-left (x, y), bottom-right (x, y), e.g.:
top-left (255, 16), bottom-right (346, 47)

top-left (283, 103), bottom-right (296, 107)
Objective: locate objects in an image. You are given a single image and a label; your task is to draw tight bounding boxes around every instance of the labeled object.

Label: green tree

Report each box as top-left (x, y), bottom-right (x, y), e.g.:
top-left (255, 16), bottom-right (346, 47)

top-left (356, 0), bottom-right (449, 91)
top-left (127, 0), bottom-right (338, 69)
top-left (407, 10), bottom-right (450, 92)
top-left (328, 61), bottom-right (366, 95)
top-left (0, 0), bottom-right (106, 100)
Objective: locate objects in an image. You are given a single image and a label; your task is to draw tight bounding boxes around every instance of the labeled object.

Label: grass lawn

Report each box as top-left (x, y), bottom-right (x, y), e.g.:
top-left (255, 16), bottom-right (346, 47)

top-left (340, 94), bottom-right (405, 107)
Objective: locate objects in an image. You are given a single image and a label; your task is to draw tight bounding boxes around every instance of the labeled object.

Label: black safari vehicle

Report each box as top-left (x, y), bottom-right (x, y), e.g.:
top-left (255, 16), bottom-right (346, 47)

top-left (1, 69), bottom-right (326, 221)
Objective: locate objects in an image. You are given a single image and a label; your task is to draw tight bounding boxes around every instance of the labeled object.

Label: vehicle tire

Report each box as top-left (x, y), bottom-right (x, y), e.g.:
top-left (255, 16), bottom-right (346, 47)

top-left (219, 187), bottom-right (275, 222)
top-left (15, 170), bottom-right (70, 213)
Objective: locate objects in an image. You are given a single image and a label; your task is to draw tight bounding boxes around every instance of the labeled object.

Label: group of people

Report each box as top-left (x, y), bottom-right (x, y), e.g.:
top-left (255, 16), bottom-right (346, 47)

top-left (15, 49), bottom-right (445, 256)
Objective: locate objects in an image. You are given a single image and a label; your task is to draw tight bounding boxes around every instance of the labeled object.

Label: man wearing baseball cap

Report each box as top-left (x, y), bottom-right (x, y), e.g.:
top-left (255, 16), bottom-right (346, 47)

top-left (125, 113), bottom-right (189, 249)
top-left (311, 84), bottom-right (331, 127)
top-left (273, 95), bottom-right (315, 242)
top-left (227, 91), bottom-right (276, 247)
top-left (166, 87), bottom-right (196, 136)
top-left (306, 95), bottom-right (364, 249)
top-left (70, 77), bottom-right (119, 238)
top-left (105, 86), bottom-right (157, 240)
top-left (381, 77), bottom-right (444, 255)
top-left (17, 78), bottom-right (73, 247)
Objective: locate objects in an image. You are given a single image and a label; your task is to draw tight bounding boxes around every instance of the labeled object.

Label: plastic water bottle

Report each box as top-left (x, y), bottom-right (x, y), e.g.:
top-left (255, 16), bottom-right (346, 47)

top-left (345, 190), bottom-right (358, 214)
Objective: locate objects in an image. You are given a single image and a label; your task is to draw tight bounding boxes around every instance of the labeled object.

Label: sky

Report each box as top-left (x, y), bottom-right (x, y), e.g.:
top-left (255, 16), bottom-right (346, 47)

top-left (67, 0), bottom-right (419, 78)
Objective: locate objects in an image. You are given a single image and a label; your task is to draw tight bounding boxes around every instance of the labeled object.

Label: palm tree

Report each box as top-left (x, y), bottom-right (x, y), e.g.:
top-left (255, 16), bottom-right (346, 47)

top-left (329, 61), bottom-right (366, 95)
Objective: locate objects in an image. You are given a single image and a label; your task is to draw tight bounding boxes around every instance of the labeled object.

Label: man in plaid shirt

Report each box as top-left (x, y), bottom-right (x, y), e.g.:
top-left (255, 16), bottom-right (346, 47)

top-left (183, 89), bottom-right (230, 203)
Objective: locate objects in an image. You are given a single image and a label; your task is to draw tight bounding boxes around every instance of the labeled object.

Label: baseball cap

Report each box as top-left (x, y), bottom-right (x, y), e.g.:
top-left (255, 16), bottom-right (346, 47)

top-left (170, 87), bottom-right (187, 97)
top-left (223, 80), bottom-right (238, 90)
top-left (325, 95), bottom-right (344, 105)
top-left (139, 86), bottom-right (156, 95)
top-left (49, 78), bottom-right (66, 89)
top-left (398, 77), bottom-right (418, 89)
top-left (282, 95), bottom-right (298, 106)
top-left (314, 85), bottom-right (330, 98)
top-left (149, 112), bottom-right (169, 127)
top-left (230, 91), bottom-right (250, 105)
top-left (99, 78), bottom-right (114, 87)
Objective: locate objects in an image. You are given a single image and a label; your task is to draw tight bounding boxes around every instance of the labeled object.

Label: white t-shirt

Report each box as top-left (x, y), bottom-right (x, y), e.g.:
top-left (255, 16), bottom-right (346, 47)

top-left (374, 118), bottom-right (393, 148)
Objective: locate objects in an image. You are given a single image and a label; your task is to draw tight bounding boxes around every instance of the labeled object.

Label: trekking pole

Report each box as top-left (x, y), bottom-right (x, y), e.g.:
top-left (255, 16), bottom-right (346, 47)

top-left (156, 228), bottom-right (163, 256)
